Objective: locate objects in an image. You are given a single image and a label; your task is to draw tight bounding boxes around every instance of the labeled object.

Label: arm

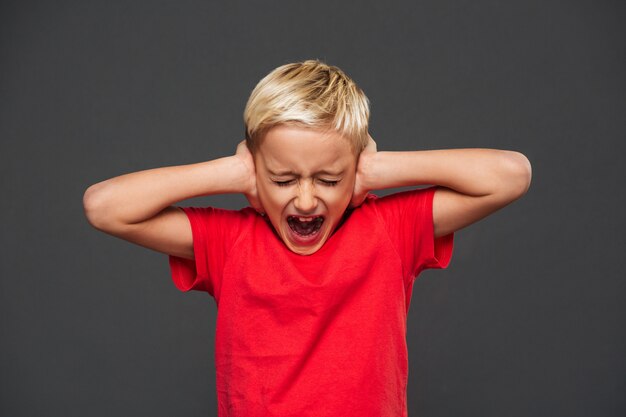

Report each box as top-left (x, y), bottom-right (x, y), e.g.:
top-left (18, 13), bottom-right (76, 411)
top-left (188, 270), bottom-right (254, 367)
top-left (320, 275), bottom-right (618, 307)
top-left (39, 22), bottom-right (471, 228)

top-left (352, 137), bottom-right (532, 238)
top-left (83, 141), bottom-right (260, 259)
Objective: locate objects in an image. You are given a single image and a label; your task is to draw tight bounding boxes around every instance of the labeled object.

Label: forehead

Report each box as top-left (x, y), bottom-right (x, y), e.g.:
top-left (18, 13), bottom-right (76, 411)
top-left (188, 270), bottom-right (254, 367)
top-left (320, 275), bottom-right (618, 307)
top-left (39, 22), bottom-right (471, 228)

top-left (257, 125), bottom-right (355, 174)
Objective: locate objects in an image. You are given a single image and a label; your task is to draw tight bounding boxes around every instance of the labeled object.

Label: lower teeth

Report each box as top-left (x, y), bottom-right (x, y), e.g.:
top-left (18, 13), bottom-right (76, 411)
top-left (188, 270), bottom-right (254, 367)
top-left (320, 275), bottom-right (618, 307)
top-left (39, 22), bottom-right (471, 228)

top-left (288, 217), bottom-right (323, 236)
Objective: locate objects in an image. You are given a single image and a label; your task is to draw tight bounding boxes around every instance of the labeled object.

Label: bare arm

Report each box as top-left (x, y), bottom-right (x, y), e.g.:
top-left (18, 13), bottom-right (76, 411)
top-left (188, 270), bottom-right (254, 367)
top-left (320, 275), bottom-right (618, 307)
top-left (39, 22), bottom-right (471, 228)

top-left (353, 138), bottom-right (532, 237)
top-left (83, 142), bottom-right (260, 259)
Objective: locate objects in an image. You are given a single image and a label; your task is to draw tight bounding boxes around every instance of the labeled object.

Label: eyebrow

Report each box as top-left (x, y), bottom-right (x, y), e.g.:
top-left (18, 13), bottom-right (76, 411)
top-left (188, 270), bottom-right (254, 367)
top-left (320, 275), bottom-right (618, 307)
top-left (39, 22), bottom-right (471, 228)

top-left (267, 168), bottom-right (344, 177)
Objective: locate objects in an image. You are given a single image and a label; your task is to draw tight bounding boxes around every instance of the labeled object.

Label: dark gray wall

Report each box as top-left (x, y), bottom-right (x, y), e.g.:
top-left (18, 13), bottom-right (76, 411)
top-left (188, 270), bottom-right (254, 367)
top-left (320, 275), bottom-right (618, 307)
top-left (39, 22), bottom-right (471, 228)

top-left (1, 1), bottom-right (624, 416)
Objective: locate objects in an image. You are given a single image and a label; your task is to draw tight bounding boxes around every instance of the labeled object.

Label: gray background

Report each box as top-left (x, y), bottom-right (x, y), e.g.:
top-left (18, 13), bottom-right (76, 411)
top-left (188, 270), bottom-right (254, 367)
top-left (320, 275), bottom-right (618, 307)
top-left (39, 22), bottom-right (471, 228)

top-left (1, 0), bottom-right (624, 416)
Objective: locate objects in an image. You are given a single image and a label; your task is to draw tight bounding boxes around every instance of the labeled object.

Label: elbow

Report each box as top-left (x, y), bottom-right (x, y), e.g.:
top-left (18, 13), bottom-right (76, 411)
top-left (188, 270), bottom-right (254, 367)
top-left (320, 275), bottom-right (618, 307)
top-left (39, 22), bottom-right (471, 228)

top-left (500, 151), bottom-right (533, 200)
top-left (83, 183), bottom-right (113, 231)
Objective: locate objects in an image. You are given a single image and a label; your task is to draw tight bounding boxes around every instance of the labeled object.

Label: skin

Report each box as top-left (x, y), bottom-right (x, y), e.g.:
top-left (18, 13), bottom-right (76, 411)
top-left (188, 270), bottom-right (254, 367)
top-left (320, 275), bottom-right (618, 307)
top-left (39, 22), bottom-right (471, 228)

top-left (236, 124), bottom-right (532, 255)
top-left (237, 124), bottom-right (361, 255)
top-left (83, 122), bottom-right (531, 261)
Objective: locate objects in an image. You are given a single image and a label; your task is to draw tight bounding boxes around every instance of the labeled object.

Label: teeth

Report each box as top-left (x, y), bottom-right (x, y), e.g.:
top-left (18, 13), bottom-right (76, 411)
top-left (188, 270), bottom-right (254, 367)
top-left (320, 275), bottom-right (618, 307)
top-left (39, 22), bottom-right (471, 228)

top-left (287, 215), bottom-right (324, 237)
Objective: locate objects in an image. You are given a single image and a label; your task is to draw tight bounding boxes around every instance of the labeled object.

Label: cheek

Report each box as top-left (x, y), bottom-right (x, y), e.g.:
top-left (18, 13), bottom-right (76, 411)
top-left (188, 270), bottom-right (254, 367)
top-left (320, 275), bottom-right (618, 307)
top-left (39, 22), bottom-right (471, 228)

top-left (258, 183), bottom-right (289, 210)
top-left (323, 186), bottom-right (352, 211)
top-left (338, 177), bottom-right (356, 204)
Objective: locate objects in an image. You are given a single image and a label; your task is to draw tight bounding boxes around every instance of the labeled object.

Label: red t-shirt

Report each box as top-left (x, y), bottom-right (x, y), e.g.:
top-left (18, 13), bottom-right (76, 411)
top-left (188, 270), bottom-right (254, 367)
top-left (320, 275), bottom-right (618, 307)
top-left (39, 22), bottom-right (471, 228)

top-left (168, 186), bottom-right (454, 417)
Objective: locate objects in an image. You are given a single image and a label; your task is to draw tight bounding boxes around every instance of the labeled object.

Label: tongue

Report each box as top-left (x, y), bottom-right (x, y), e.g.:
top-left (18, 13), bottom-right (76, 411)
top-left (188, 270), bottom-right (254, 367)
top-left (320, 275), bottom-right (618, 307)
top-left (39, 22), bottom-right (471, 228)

top-left (289, 217), bottom-right (323, 236)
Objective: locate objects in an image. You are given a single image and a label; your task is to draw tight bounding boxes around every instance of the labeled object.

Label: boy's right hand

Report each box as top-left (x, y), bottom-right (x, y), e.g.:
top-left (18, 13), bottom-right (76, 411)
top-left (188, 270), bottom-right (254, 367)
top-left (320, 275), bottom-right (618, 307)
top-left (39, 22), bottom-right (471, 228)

top-left (234, 140), bottom-right (264, 214)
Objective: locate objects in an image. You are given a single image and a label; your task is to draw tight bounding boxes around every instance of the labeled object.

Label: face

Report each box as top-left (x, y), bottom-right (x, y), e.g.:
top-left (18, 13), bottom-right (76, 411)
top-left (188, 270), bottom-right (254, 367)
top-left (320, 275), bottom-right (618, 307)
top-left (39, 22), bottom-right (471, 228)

top-left (254, 124), bottom-right (357, 255)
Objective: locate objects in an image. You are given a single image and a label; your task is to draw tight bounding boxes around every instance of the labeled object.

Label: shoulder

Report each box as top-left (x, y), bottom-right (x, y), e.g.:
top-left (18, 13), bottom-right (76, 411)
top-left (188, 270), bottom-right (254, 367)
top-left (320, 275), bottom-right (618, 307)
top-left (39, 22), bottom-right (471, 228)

top-left (363, 187), bottom-right (436, 213)
top-left (179, 206), bottom-right (263, 240)
top-left (182, 205), bottom-right (259, 220)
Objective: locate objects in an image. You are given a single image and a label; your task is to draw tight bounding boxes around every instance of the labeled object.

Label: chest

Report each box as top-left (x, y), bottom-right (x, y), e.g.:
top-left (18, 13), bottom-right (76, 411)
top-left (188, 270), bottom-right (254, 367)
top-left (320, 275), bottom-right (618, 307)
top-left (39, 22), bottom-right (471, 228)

top-left (220, 218), bottom-right (404, 317)
top-left (214, 216), bottom-right (408, 359)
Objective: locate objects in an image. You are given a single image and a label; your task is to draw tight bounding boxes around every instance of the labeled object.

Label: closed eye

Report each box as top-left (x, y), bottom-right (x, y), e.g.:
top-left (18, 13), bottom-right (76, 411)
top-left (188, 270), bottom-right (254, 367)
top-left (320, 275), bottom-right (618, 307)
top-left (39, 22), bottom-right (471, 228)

top-left (273, 180), bottom-right (294, 187)
top-left (319, 179), bottom-right (339, 186)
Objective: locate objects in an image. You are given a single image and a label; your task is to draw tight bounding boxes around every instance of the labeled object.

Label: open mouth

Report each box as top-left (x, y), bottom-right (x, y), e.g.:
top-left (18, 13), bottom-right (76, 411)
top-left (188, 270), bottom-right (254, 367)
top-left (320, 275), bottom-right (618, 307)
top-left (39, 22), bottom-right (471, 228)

top-left (287, 215), bottom-right (324, 237)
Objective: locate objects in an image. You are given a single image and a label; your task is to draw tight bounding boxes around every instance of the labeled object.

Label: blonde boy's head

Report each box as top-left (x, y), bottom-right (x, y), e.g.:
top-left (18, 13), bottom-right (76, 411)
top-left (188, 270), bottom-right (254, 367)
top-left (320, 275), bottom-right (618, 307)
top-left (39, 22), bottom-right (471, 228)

top-left (243, 60), bottom-right (370, 155)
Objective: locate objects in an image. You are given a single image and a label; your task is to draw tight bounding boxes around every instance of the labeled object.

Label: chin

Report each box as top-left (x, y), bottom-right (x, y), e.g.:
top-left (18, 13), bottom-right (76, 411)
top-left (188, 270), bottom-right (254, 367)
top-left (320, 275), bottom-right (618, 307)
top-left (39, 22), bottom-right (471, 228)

top-left (286, 241), bottom-right (325, 255)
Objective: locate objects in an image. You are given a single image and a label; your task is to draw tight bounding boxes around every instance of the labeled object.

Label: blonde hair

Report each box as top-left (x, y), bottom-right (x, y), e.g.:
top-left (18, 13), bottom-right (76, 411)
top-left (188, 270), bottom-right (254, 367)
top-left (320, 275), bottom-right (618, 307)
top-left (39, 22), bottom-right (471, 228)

top-left (243, 59), bottom-right (370, 155)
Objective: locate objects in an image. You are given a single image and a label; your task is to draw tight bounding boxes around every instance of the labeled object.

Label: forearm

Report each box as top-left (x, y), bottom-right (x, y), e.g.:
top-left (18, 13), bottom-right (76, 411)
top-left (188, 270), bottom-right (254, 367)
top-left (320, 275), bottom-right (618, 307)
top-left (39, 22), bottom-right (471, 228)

top-left (363, 148), bottom-right (531, 197)
top-left (83, 156), bottom-right (248, 227)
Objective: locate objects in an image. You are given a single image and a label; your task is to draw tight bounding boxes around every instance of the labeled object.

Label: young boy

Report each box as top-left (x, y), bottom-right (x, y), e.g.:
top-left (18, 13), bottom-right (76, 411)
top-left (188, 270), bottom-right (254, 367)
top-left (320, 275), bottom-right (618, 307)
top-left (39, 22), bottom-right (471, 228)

top-left (83, 60), bottom-right (531, 417)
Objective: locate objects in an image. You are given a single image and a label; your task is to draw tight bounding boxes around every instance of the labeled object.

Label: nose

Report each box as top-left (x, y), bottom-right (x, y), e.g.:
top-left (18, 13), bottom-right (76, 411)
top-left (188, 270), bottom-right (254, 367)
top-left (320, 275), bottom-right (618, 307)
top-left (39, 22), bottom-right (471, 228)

top-left (293, 180), bottom-right (318, 213)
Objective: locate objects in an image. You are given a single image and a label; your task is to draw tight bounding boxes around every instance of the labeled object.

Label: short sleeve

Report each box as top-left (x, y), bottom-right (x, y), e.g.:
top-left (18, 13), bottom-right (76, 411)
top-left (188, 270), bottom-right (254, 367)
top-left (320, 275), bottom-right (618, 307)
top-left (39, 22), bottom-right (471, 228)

top-left (373, 186), bottom-right (454, 280)
top-left (168, 206), bottom-right (249, 296)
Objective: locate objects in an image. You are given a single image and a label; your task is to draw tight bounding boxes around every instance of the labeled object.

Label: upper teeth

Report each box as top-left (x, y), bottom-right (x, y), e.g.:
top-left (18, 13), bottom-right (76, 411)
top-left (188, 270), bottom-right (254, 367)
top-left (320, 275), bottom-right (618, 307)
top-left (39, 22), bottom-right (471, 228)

top-left (298, 217), bottom-right (313, 222)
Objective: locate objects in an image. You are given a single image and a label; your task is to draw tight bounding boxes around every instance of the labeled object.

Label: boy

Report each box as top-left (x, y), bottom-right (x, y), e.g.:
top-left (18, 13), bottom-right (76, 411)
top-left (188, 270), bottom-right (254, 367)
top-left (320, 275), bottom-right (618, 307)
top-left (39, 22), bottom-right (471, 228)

top-left (83, 60), bottom-right (531, 416)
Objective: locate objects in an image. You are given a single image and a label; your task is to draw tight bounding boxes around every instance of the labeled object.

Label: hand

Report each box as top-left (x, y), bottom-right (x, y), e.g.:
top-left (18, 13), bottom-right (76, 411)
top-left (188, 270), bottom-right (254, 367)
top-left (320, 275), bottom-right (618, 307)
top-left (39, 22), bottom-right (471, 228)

top-left (234, 140), bottom-right (264, 214)
top-left (350, 133), bottom-right (377, 208)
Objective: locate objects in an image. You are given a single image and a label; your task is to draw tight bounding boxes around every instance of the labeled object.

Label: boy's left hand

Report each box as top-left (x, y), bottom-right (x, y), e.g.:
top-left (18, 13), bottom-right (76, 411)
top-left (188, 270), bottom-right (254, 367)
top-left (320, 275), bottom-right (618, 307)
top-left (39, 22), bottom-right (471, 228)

top-left (350, 134), bottom-right (377, 208)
